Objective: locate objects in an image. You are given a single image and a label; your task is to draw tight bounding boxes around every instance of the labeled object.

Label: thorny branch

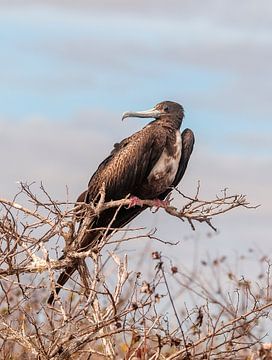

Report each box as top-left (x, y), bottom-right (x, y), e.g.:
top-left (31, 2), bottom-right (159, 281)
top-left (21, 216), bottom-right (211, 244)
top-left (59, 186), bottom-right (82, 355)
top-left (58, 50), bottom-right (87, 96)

top-left (0, 182), bottom-right (269, 359)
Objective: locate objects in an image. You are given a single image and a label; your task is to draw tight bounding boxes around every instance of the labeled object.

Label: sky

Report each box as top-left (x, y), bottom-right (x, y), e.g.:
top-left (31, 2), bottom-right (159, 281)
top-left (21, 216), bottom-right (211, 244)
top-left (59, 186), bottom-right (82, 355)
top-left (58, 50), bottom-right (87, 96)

top-left (0, 1), bottom-right (272, 295)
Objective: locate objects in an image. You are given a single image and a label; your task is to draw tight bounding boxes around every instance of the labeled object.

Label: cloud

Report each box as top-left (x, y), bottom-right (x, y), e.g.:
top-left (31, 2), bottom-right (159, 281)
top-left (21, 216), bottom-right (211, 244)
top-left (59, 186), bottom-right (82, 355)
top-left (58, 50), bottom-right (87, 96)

top-left (0, 113), bottom-right (113, 199)
top-left (1, 0), bottom-right (272, 25)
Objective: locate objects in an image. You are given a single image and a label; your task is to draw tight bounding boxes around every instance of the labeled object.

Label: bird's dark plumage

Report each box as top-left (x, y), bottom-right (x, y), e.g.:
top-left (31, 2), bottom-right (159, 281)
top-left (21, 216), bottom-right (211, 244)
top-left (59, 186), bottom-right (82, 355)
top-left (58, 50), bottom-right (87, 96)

top-left (48, 101), bottom-right (195, 304)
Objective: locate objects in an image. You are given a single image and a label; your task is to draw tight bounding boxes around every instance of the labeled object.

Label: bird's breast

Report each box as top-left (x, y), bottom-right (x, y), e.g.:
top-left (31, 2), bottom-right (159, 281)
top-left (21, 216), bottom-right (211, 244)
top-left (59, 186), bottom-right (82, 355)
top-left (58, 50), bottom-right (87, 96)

top-left (147, 130), bottom-right (182, 194)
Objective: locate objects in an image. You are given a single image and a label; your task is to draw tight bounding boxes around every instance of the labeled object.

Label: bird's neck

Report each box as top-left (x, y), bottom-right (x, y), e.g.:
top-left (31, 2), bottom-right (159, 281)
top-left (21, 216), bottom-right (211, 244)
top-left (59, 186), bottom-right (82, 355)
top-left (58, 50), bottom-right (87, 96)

top-left (157, 116), bottom-right (183, 130)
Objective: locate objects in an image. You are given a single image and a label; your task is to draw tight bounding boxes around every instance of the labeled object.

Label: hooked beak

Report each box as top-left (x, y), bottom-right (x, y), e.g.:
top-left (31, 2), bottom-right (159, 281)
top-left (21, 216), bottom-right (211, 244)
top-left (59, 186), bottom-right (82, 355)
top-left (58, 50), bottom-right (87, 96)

top-left (122, 107), bottom-right (161, 121)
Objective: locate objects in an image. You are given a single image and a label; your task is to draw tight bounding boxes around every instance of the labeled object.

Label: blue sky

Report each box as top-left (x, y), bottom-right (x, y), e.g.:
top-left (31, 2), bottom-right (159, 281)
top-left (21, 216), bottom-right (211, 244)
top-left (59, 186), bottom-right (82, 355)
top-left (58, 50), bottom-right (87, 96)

top-left (1, 7), bottom-right (227, 119)
top-left (0, 1), bottom-right (272, 290)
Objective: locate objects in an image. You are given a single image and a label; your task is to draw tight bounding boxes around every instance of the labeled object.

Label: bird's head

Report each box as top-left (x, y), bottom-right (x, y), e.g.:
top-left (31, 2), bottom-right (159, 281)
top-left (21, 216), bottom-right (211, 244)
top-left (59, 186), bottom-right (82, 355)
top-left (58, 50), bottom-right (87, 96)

top-left (122, 101), bottom-right (184, 125)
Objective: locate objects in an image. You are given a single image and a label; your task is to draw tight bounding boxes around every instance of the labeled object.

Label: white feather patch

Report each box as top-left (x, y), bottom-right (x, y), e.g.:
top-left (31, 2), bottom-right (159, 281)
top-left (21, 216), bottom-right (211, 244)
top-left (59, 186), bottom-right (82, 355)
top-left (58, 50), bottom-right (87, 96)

top-left (148, 130), bottom-right (182, 187)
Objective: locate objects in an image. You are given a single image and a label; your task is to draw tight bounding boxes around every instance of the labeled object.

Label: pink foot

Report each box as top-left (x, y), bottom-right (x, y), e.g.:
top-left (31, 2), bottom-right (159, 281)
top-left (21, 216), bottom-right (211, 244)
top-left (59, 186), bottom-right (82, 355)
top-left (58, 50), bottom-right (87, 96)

top-left (152, 199), bottom-right (170, 208)
top-left (128, 196), bottom-right (144, 208)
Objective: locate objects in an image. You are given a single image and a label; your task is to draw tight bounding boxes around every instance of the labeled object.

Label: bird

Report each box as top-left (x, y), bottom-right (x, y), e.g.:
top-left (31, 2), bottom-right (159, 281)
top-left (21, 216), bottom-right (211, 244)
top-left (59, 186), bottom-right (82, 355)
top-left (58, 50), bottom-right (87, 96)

top-left (48, 101), bottom-right (195, 304)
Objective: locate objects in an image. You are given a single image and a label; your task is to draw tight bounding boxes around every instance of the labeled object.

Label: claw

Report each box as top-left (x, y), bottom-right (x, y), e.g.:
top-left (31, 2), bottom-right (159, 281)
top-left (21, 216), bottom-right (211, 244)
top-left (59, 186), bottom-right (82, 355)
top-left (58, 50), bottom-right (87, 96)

top-left (128, 196), bottom-right (144, 208)
top-left (152, 199), bottom-right (170, 208)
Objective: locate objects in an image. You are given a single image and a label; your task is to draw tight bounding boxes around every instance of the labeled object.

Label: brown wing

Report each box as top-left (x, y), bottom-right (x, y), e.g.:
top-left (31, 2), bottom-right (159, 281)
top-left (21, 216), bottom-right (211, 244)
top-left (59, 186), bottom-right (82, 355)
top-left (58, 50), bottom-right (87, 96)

top-left (85, 125), bottom-right (167, 203)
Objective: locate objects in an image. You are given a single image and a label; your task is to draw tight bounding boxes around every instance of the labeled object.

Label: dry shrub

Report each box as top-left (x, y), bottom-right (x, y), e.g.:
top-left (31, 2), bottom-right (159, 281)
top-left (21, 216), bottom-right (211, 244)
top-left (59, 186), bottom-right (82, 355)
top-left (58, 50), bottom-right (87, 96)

top-left (0, 183), bottom-right (270, 359)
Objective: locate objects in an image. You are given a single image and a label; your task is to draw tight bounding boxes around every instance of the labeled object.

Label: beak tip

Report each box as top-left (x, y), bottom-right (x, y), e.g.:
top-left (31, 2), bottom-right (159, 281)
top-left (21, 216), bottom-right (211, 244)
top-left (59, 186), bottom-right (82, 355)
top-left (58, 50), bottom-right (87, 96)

top-left (121, 113), bottom-right (127, 121)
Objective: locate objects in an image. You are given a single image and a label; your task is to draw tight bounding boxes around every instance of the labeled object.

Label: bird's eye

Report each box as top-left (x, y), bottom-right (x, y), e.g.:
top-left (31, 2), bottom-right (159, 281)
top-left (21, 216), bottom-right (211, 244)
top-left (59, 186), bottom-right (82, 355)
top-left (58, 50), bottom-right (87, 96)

top-left (163, 106), bottom-right (169, 112)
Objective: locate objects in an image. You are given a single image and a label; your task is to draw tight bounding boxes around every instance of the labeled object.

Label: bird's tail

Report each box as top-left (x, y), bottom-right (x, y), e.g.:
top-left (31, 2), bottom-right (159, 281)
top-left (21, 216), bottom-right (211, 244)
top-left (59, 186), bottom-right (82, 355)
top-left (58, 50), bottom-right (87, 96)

top-left (47, 231), bottom-right (101, 305)
top-left (47, 201), bottom-right (146, 305)
top-left (47, 261), bottom-right (76, 305)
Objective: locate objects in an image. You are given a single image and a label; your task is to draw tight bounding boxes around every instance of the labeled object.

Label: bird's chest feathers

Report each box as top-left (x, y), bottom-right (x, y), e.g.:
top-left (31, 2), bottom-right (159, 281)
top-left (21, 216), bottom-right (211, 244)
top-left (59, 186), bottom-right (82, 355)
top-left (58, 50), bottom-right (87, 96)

top-left (147, 131), bottom-right (182, 191)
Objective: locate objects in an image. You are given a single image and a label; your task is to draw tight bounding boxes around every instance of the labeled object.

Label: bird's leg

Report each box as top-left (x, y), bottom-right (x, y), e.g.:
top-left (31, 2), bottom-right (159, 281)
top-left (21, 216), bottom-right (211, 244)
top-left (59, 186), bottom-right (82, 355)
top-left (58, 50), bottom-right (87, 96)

top-left (128, 196), bottom-right (144, 208)
top-left (152, 199), bottom-right (170, 209)
top-left (153, 192), bottom-right (173, 208)
top-left (149, 198), bottom-right (170, 213)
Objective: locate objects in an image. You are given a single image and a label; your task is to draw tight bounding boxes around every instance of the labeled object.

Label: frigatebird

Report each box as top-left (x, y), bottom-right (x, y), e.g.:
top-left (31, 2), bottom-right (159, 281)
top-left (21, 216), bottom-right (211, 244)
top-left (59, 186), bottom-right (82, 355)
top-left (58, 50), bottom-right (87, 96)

top-left (48, 101), bottom-right (194, 304)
